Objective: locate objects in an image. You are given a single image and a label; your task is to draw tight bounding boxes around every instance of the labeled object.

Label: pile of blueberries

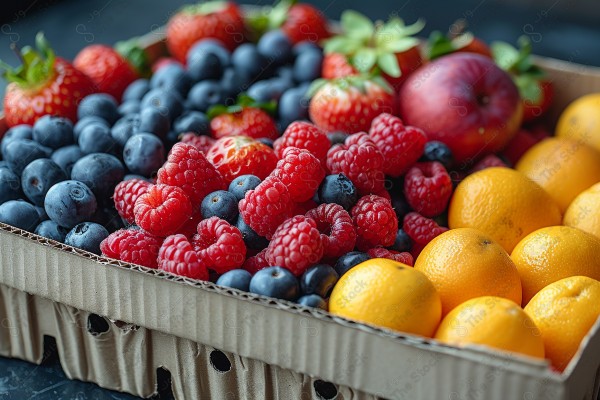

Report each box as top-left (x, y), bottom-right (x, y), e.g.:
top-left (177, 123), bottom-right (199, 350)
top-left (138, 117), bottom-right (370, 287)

top-left (0, 30), bottom-right (323, 255)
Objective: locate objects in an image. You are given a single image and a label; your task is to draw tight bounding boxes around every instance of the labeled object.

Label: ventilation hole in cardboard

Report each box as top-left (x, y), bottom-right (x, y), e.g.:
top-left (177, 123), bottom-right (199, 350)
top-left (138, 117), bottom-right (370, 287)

top-left (210, 349), bottom-right (231, 373)
top-left (41, 335), bottom-right (59, 365)
top-left (87, 313), bottom-right (110, 336)
top-left (313, 380), bottom-right (338, 399)
top-left (149, 367), bottom-right (175, 400)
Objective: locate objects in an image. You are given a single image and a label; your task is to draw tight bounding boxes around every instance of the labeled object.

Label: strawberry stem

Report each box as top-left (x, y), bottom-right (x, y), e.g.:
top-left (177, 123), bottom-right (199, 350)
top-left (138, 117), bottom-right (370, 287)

top-left (0, 31), bottom-right (56, 89)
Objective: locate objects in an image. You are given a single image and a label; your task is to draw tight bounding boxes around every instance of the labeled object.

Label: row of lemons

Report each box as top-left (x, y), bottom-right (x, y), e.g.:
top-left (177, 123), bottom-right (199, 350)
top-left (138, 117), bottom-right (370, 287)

top-left (329, 93), bottom-right (600, 373)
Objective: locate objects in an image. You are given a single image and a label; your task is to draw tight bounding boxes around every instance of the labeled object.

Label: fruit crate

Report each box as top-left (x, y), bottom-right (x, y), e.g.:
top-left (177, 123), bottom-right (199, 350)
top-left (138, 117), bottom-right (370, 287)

top-left (3, 21), bottom-right (600, 400)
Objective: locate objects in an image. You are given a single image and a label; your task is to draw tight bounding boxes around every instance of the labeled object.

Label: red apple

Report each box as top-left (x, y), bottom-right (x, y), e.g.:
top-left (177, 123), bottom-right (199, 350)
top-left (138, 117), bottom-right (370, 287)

top-left (398, 53), bottom-right (523, 165)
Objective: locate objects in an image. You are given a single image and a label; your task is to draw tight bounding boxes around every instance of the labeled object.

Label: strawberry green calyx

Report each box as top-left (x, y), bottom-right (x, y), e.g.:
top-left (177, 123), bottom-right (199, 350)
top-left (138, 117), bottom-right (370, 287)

top-left (246, 0), bottom-right (296, 40)
top-left (207, 94), bottom-right (277, 119)
top-left (182, 1), bottom-right (228, 15)
top-left (427, 30), bottom-right (476, 60)
top-left (323, 10), bottom-right (424, 78)
top-left (307, 74), bottom-right (393, 98)
top-left (491, 36), bottom-right (546, 103)
top-left (0, 32), bottom-right (56, 88)
top-left (115, 37), bottom-right (151, 78)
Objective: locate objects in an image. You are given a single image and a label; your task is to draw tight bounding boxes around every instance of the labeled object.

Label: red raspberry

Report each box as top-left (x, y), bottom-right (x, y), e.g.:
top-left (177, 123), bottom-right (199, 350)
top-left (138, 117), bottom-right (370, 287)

top-left (403, 212), bottom-right (448, 257)
top-left (273, 147), bottom-right (325, 202)
top-left (369, 113), bottom-right (428, 177)
top-left (158, 234), bottom-right (208, 280)
top-left (404, 162), bottom-right (453, 217)
top-left (351, 195), bottom-right (398, 251)
top-left (326, 132), bottom-right (385, 195)
top-left (157, 143), bottom-right (225, 205)
top-left (292, 199), bottom-right (318, 216)
top-left (113, 179), bottom-right (151, 224)
top-left (243, 248), bottom-right (269, 275)
top-left (274, 121), bottom-right (330, 167)
top-left (266, 215), bottom-right (324, 276)
top-left (192, 217), bottom-right (246, 274)
top-left (469, 154), bottom-right (508, 174)
top-left (134, 184), bottom-right (193, 237)
top-left (305, 203), bottom-right (356, 261)
top-left (238, 175), bottom-right (294, 239)
top-left (100, 228), bottom-right (162, 269)
top-left (179, 133), bottom-right (216, 154)
top-left (366, 247), bottom-right (414, 266)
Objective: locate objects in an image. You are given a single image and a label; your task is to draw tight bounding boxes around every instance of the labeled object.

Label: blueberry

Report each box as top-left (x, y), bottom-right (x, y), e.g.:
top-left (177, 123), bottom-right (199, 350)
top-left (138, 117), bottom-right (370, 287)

top-left (21, 158), bottom-right (67, 206)
top-left (34, 205), bottom-right (48, 221)
top-left (139, 107), bottom-right (171, 139)
top-left (91, 207), bottom-right (124, 232)
top-left (73, 116), bottom-right (109, 142)
top-left (275, 66), bottom-right (295, 84)
top-left (327, 132), bottom-right (349, 146)
top-left (71, 153), bottom-right (125, 202)
top-left (391, 229), bottom-right (412, 252)
top-left (257, 138), bottom-right (274, 148)
top-left (35, 220), bottom-right (69, 242)
top-left (150, 63), bottom-right (192, 97)
top-left (247, 78), bottom-right (291, 103)
top-left (186, 39), bottom-right (230, 81)
top-left (0, 200), bottom-right (40, 232)
top-left (124, 174), bottom-right (151, 182)
top-left (122, 78), bottom-right (150, 102)
top-left (32, 115), bottom-right (74, 149)
top-left (165, 130), bottom-right (181, 148)
top-left (232, 43), bottom-right (267, 79)
top-left (3, 139), bottom-right (52, 175)
top-left (1, 124), bottom-right (33, 156)
top-left (123, 133), bottom-right (165, 177)
top-left (228, 175), bottom-right (261, 201)
top-left (334, 251), bottom-right (370, 277)
top-left (258, 30), bottom-right (293, 66)
top-left (278, 86), bottom-right (310, 128)
top-left (201, 190), bottom-right (238, 224)
top-left (297, 294), bottom-right (327, 310)
top-left (293, 50), bottom-right (323, 83)
top-left (236, 215), bottom-right (269, 250)
top-left (391, 193), bottom-right (411, 221)
top-left (0, 167), bottom-right (22, 205)
top-left (78, 124), bottom-right (119, 155)
top-left (173, 111), bottom-right (210, 135)
top-left (187, 81), bottom-right (224, 112)
top-left (216, 269), bottom-right (252, 291)
top-left (220, 68), bottom-right (251, 103)
top-left (140, 89), bottom-right (184, 121)
top-left (118, 100), bottom-right (141, 116)
top-left (51, 145), bottom-right (85, 176)
top-left (64, 222), bottom-right (109, 255)
top-left (77, 93), bottom-right (120, 125)
top-left (44, 180), bottom-right (97, 228)
top-left (421, 141), bottom-right (453, 168)
top-left (292, 41), bottom-right (321, 57)
top-left (317, 174), bottom-right (359, 211)
top-left (249, 266), bottom-right (299, 301)
top-left (300, 264), bottom-right (339, 298)
top-left (111, 114), bottom-right (141, 147)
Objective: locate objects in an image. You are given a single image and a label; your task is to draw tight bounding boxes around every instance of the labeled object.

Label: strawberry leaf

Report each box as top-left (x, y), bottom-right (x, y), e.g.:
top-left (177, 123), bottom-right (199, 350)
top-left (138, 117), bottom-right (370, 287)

top-left (514, 74), bottom-right (542, 103)
top-left (370, 75), bottom-right (394, 94)
top-left (267, 0), bottom-right (291, 30)
top-left (323, 36), bottom-right (362, 55)
top-left (353, 48), bottom-right (377, 73)
top-left (306, 78), bottom-right (329, 98)
top-left (380, 37), bottom-right (419, 54)
top-left (341, 10), bottom-right (374, 40)
top-left (116, 38), bottom-right (151, 78)
top-left (491, 41), bottom-right (520, 71)
top-left (377, 52), bottom-right (401, 77)
top-left (207, 104), bottom-right (231, 119)
top-left (386, 18), bottom-right (425, 38)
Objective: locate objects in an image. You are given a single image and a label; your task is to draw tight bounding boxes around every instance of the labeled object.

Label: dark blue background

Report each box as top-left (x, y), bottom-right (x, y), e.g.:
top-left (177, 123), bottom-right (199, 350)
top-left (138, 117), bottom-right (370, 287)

top-left (1, 0), bottom-right (599, 398)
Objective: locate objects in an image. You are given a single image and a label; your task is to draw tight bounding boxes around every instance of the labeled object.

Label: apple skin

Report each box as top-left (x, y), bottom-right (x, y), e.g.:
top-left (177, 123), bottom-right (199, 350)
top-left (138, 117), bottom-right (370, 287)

top-left (398, 53), bottom-right (523, 166)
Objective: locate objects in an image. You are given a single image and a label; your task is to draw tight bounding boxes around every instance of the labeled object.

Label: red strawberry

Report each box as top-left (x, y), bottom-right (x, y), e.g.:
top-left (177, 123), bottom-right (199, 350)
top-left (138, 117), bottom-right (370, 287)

top-left (74, 44), bottom-right (139, 101)
top-left (166, 1), bottom-right (245, 63)
top-left (1, 33), bottom-right (96, 127)
top-left (308, 76), bottom-right (395, 133)
top-left (210, 106), bottom-right (278, 140)
top-left (500, 128), bottom-right (539, 165)
top-left (522, 80), bottom-right (553, 122)
top-left (322, 53), bottom-right (357, 80)
top-left (206, 135), bottom-right (278, 184)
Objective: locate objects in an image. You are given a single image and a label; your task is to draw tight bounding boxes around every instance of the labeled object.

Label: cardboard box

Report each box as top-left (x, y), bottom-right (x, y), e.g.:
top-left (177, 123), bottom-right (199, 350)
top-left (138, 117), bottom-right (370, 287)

top-left (2, 28), bottom-right (600, 400)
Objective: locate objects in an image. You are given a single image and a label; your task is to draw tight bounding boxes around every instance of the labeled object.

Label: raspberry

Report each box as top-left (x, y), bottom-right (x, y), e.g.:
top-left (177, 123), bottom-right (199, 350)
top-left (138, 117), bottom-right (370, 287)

top-left (192, 216), bottom-right (246, 274)
top-left (100, 228), bottom-right (162, 269)
top-left (366, 247), bottom-right (414, 266)
top-left (403, 211), bottom-right (448, 256)
top-left (351, 195), bottom-right (398, 251)
top-left (238, 175), bottom-right (294, 239)
top-left (266, 215), bottom-right (324, 276)
top-left (243, 248), bottom-right (269, 275)
top-left (273, 147), bottom-right (325, 202)
top-left (292, 199), bottom-right (318, 216)
top-left (178, 210), bottom-right (203, 239)
top-left (305, 203), bottom-right (356, 261)
top-left (157, 143), bottom-right (225, 206)
top-left (404, 162), bottom-right (453, 217)
top-left (158, 234), bottom-right (208, 280)
top-left (469, 154), bottom-right (509, 174)
top-left (113, 179), bottom-right (151, 224)
top-left (273, 121), bottom-right (330, 167)
top-left (369, 113), bottom-right (428, 177)
top-left (134, 184), bottom-right (193, 237)
top-left (326, 132), bottom-right (385, 195)
top-left (179, 132), bottom-right (216, 153)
